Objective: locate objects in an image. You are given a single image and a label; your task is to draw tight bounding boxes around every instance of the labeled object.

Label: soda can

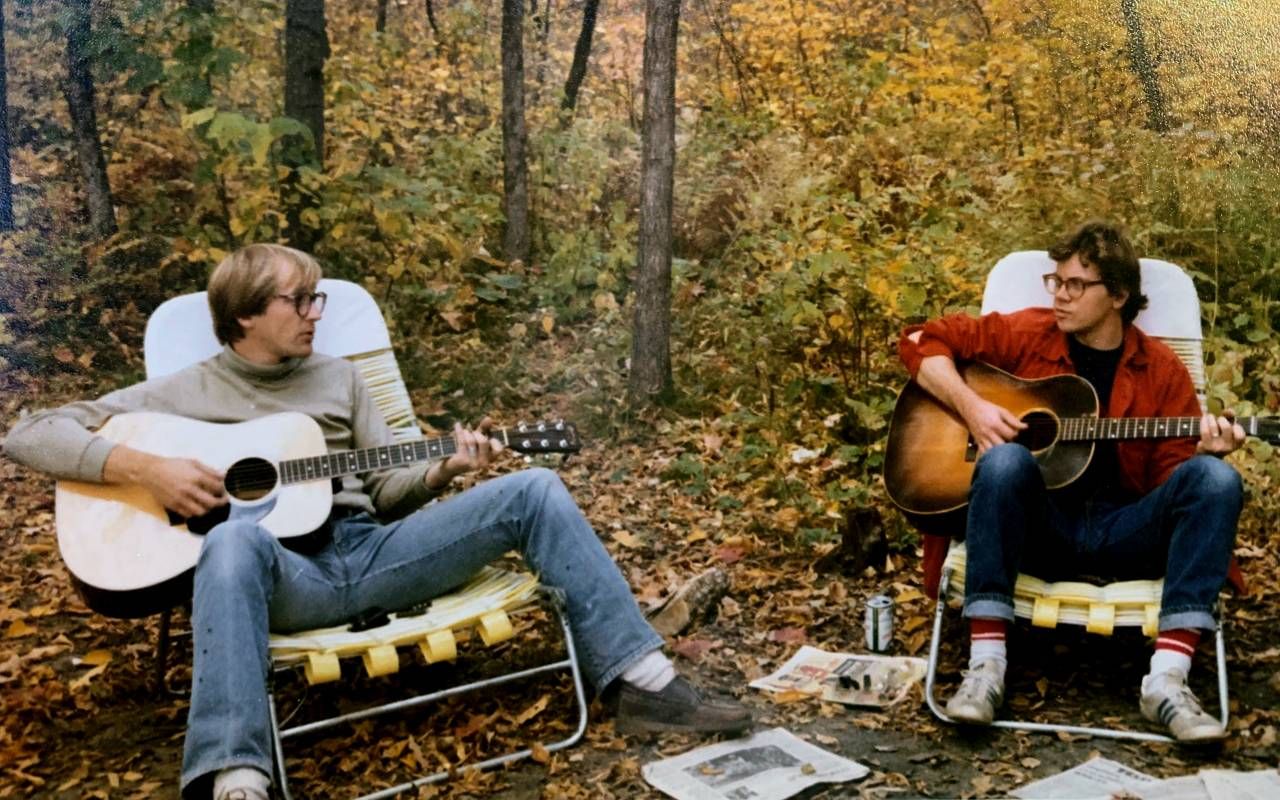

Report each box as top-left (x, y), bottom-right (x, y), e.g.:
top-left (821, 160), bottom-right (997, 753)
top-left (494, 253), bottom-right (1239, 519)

top-left (865, 594), bottom-right (894, 652)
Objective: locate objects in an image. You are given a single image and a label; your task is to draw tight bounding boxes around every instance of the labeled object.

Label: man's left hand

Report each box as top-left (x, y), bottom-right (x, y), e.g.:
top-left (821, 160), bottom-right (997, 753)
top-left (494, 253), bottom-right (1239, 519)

top-left (425, 417), bottom-right (506, 490)
top-left (1197, 411), bottom-right (1246, 456)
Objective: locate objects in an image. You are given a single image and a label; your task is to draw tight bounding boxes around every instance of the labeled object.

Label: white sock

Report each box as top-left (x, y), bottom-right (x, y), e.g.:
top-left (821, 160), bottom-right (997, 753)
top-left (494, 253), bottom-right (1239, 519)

top-left (620, 649), bottom-right (676, 692)
top-left (1148, 649), bottom-right (1192, 679)
top-left (213, 767), bottom-right (270, 800)
top-left (969, 640), bottom-right (1008, 678)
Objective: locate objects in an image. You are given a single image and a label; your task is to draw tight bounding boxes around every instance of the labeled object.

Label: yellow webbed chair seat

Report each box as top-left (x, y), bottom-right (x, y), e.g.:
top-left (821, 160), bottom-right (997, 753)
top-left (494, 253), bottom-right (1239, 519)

top-left (942, 544), bottom-right (1163, 638)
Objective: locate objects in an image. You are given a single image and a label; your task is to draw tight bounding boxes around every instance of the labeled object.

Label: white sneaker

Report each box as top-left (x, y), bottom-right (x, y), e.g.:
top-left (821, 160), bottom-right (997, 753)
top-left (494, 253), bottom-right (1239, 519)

top-left (1140, 669), bottom-right (1225, 743)
top-left (945, 658), bottom-right (1005, 725)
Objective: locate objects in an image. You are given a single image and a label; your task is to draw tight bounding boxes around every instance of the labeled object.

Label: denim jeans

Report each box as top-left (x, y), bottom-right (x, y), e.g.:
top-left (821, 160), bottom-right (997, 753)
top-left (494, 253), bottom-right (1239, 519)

top-left (962, 444), bottom-right (1241, 633)
top-left (179, 467), bottom-right (663, 798)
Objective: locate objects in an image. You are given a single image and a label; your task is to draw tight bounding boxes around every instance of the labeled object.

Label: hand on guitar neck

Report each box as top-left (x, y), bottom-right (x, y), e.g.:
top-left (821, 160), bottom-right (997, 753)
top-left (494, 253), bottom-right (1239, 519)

top-left (1195, 411), bottom-right (1247, 456)
top-left (424, 417), bottom-right (507, 490)
top-left (103, 445), bottom-right (227, 519)
top-left (917, 354), bottom-right (1028, 454)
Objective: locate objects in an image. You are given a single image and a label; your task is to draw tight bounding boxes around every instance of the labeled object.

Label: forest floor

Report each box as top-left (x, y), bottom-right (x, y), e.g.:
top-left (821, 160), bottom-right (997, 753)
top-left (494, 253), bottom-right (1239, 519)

top-left (2, 332), bottom-right (1278, 800)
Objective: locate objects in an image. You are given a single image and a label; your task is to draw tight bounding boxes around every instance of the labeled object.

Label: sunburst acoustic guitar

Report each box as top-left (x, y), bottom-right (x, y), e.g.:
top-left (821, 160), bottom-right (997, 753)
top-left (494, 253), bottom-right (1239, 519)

top-left (55, 412), bottom-right (581, 617)
top-left (883, 361), bottom-right (1280, 517)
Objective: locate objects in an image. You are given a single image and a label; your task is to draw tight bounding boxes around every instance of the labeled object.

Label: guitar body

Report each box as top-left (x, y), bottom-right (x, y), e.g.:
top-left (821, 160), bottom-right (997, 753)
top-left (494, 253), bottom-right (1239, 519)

top-left (883, 363), bottom-right (1099, 516)
top-left (56, 412), bottom-right (333, 617)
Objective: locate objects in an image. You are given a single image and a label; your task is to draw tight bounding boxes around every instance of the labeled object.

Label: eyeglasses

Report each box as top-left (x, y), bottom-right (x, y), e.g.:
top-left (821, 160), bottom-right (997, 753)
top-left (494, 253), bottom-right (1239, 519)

top-left (275, 291), bottom-right (327, 316)
top-left (1042, 274), bottom-right (1105, 300)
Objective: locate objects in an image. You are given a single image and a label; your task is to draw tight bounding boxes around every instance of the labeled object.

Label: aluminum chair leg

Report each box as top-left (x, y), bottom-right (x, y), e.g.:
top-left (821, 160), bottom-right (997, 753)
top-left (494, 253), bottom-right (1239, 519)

top-left (270, 587), bottom-right (589, 799)
top-left (924, 566), bottom-right (1229, 743)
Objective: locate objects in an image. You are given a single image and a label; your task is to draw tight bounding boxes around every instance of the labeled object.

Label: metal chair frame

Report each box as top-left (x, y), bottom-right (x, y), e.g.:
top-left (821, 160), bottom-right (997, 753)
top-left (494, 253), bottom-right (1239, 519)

top-left (268, 586), bottom-right (589, 800)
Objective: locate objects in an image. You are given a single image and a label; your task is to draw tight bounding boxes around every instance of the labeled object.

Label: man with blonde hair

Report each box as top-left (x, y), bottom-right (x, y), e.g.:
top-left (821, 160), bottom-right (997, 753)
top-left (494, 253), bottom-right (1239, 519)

top-left (5, 243), bottom-right (751, 800)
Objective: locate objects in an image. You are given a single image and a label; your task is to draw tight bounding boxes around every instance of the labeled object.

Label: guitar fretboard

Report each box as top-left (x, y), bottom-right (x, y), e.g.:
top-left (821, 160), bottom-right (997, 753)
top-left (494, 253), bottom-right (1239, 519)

top-left (277, 430), bottom-right (509, 485)
top-left (1058, 416), bottom-right (1262, 442)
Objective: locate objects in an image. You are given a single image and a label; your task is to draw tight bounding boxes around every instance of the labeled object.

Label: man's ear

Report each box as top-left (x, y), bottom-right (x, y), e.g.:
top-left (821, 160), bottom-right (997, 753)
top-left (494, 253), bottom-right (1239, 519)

top-left (237, 314), bottom-right (258, 334)
top-left (1111, 289), bottom-right (1129, 312)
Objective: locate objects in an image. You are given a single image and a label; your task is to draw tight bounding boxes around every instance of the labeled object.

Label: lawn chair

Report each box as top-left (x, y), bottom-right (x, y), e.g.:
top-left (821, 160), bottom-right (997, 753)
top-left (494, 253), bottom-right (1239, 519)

top-left (143, 279), bottom-right (588, 797)
top-left (916, 250), bottom-right (1234, 743)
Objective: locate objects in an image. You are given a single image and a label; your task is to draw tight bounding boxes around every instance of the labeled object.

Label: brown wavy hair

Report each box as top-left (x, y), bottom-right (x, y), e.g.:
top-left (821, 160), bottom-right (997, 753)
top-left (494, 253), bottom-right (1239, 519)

top-left (1048, 220), bottom-right (1148, 324)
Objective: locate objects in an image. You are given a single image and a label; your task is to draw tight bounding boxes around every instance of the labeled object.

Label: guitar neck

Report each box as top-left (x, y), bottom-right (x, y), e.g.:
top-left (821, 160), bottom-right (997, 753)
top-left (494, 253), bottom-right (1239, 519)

top-left (1058, 416), bottom-right (1262, 443)
top-left (277, 429), bottom-right (509, 485)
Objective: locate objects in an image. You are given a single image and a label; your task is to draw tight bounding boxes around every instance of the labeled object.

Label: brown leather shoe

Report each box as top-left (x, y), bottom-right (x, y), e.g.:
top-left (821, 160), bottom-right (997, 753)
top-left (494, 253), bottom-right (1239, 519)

top-left (613, 676), bottom-right (753, 735)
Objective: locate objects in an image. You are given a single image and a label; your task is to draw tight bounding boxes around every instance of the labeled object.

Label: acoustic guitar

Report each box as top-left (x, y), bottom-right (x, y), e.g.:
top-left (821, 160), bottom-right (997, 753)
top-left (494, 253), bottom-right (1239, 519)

top-left (883, 362), bottom-right (1280, 517)
top-left (55, 412), bottom-right (581, 617)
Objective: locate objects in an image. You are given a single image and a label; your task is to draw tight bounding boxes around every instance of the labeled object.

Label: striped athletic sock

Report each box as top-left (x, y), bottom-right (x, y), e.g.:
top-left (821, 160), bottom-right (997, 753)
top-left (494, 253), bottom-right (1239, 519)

top-left (1150, 628), bottom-right (1199, 676)
top-left (969, 618), bottom-right (1008, 673)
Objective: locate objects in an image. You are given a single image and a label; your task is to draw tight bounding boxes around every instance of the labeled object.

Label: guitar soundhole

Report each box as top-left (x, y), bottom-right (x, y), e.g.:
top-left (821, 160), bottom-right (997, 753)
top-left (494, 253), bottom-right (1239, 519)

top-left (1015, 410), bottom-right (1059, 452)
top-left (225, 457), bottom-right (279, 502)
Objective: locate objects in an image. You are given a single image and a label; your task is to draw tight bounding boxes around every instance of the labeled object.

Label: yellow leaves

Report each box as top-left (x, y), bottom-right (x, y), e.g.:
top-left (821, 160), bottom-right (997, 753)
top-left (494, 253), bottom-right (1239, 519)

top-left (513, 694), bottom-right (550, 726)
top-left (611, 530), bottom-right (643, 549)
top-left (79, 650), bottom-right (113, 667)
top-left (5, 620), bottom-right (35, 638)
top-left (540, 314), bottom-right (556, 336)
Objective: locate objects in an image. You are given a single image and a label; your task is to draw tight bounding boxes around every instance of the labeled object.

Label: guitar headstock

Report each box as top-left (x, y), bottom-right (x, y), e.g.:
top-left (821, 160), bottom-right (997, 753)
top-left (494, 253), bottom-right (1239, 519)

top-left (1252, 417), bottom-right (1280, 446)
top-left (509, 420), bottom-right (582, 455)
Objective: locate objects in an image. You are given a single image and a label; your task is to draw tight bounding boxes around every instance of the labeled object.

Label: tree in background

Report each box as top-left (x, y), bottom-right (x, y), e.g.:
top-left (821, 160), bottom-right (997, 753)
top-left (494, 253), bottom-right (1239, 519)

top-left (562, 0), bottom-right (600, 114)
top-left (376, 0), bottom-right (388, 33)
top-left (501, 0), bottom-right (530, 265)
top-left (0, 0), bottom-right (13, 231)
top-left (1120, 0), bottom-right (1171, 133)
top-left (629, 0), bottom-right (679, 407)
top-left (62, 0), bottom-right (116, 238)
top-left (283, 0), bottom-right (328, 250)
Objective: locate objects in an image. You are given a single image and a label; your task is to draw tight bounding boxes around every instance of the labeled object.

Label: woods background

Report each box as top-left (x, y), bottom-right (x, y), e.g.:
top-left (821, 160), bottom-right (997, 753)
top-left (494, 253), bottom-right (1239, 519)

top-left (1, 0), bottom-right (1278, 797)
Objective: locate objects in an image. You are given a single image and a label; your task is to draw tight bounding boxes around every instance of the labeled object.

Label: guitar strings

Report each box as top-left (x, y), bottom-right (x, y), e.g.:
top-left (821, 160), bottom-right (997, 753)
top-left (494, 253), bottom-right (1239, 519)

top-left (218, 425), bottom-right (571, 488)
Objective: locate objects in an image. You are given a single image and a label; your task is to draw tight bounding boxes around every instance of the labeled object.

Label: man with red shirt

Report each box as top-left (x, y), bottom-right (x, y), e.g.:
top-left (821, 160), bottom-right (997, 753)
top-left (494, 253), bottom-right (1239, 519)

top-left (898, 220), bottom-right (1245, 742)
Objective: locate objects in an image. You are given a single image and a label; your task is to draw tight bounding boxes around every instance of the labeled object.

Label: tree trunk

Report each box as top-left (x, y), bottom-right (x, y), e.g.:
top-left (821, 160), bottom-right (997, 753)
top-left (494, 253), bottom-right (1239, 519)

top-left (376, 0), bottom-right (388, 33)
top-left (424, 0), bottom-right (440, 38)
top-left (284, 0), bottom-right (328, 162)
top-left (63, 0), bottom-right (116, 238)
top-left (628, 0), bottom-right (679, 407)
top-left (1120, 0), bottom-right (1170, 133)
top-left (0, 1), bottom-right (13, 231)
top-left (561, 0), bottom-right (599, 113)
top-left (501, 0), bottom-right (530, 265)
top-left (283, 0), bottom-right (328, 250)
top-left (181, 0), bottom-right (215, 110)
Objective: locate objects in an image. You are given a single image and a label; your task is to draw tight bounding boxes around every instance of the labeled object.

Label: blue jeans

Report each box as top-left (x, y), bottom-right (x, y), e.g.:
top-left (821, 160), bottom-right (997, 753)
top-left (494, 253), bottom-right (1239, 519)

top-left (962, 444), bottom-right (1241, 633)
top-left (179, 467), bottom-right (663, 798)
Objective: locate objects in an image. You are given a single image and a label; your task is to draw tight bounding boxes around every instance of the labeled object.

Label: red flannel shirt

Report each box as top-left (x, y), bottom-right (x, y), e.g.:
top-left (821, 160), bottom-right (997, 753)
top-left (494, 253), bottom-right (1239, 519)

top-left (898, 307), bottom-right (1200, 497)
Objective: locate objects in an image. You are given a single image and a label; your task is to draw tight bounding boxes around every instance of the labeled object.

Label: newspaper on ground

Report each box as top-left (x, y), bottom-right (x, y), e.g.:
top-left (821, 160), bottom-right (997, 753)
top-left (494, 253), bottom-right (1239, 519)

top-left (1011, 757), bottom-right (1280, 800)
top-left (748, 645), bottom-right (926, 707)
top-left (1133, 774), bottom-right (1211, 800)
top-left (1200, 769), bottom-right (1280, 800)
top-left (1010, 757), bottom-right (1157, 799)
top-left (640, 727), bottom-right (869, 800)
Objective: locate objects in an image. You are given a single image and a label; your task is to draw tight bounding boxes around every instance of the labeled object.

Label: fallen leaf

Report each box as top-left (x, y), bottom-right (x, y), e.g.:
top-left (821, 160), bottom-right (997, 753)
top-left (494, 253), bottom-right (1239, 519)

top-left (6, 620), bottom-right (35, 638)
top-left (514, 694), bottom-right (550, 726)
top-left (612, 531), bottom-right (642, 549)
top-left (768, 627), bottom-right (806, 644)
top-left (80, 649), bottom-right (113, 667)
top-left (531, 743), bottom-right (551, 764)
top-left (671, 638), bottom-right (717, 663)
top-left (715, 546), bottom-right (744, 564)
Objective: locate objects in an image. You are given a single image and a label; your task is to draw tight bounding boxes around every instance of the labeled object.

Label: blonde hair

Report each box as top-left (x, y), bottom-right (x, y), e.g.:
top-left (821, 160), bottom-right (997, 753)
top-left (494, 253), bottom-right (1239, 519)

top-left (207, 244), bottom-right (322, 344)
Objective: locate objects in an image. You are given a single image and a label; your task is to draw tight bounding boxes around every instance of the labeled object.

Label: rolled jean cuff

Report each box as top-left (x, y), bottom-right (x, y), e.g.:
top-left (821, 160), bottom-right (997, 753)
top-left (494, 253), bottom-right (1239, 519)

top-left (1159, 608), bottom-right (1217, 633)
top-left (594, 631), bottom-right (666, 691)
top-left (963, 595), bottom-right (1016, 623)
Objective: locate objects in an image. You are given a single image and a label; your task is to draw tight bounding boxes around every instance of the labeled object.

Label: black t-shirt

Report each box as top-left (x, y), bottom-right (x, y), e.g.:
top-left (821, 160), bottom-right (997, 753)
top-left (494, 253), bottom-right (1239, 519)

top-left (1064, 336), bottom-right (1128, 502)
